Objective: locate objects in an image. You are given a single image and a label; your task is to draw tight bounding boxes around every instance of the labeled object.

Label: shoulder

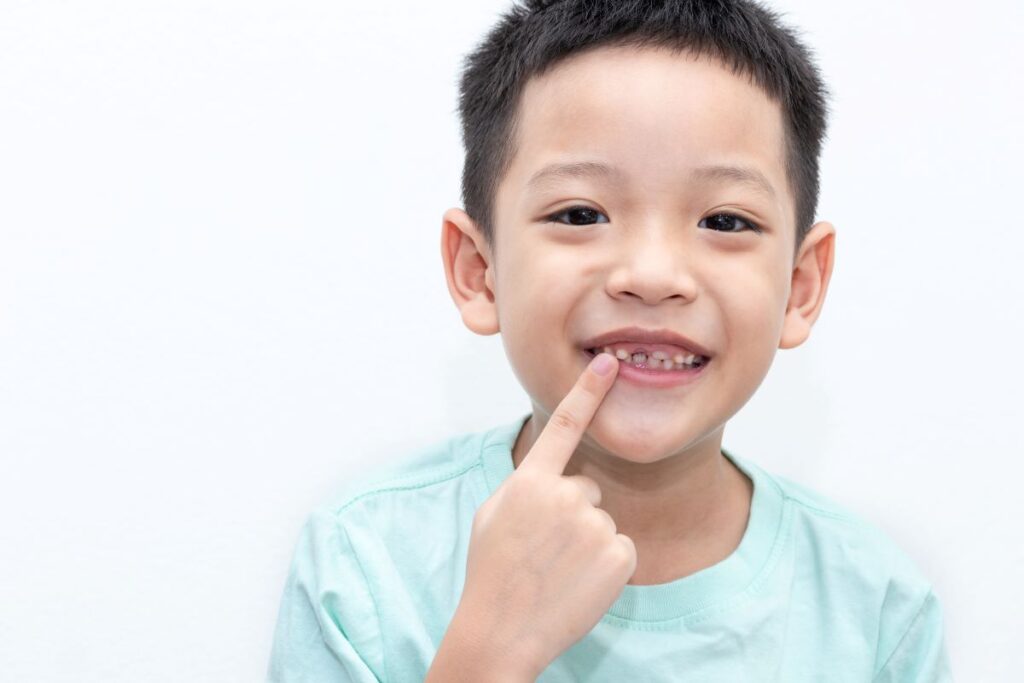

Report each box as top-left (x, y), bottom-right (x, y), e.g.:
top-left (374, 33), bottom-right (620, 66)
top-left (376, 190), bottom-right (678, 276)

top-left (770, 468), bottom-right (931, 586)
top-left (754, 464), bottom-right (944, 675)
top-left (306, 417), bottom-right (519, 535)
top-left (322, 429), bottom-right (482, 513)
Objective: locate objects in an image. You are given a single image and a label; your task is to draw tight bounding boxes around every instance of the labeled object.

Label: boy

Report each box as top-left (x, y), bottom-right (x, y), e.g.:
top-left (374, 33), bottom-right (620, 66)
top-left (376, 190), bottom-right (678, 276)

top-left (267, 0), bottom-right (953, 680)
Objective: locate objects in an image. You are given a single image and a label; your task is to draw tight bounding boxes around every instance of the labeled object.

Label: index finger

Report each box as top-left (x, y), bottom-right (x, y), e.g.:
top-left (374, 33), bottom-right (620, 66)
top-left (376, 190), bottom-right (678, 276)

top-left (520, 352), bottom-right (619, 475)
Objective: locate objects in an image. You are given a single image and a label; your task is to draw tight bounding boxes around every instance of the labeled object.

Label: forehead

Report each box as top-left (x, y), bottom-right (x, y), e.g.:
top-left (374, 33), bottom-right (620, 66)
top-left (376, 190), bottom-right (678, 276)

top-left (500, 45), bottom-right (791, 217)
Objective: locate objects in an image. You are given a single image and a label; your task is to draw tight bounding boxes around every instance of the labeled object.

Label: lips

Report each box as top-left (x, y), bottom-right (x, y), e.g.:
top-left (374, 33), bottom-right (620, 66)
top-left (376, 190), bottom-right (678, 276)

top-left (578, 326), bottom-right (713, 359)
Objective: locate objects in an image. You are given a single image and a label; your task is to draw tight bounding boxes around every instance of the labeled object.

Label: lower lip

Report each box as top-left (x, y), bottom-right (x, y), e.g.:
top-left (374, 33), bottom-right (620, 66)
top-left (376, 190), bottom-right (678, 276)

top-left (583, 348), bottom-right (710, 388)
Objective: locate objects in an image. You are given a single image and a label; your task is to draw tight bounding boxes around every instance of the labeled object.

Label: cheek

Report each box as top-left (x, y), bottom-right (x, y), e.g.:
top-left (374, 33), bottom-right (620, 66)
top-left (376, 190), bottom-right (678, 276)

top-left (500, 329), bottom-right (581, 420)
top-left (497, 286), bottom-right (583, 408)
top-left (734, 292), bottom-right (784, 343)
top-left (501, 251), bottom-right (581, 337)
top-left (712, 256), bottom-right (788, 338)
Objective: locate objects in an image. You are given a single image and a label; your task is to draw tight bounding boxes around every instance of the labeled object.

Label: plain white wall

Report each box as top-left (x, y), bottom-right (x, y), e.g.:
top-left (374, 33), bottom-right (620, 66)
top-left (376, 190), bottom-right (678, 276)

top-left (1, 1), bottom-right (1020, 680)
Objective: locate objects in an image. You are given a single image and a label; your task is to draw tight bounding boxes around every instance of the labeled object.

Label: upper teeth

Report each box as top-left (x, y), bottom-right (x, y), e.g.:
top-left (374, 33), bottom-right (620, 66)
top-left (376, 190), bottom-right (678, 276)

top-left (593, 345), bottom-right (705, 370)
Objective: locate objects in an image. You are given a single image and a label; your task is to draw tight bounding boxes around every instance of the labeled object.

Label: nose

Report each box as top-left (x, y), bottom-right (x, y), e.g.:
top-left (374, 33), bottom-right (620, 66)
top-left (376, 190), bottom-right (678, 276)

top-left (605, 224), bottom-right (699, 305)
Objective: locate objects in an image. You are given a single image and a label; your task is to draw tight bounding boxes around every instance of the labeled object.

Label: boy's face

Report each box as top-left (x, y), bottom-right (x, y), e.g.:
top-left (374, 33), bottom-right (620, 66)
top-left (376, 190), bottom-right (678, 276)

top-left (443, 45), bottom-right (835, 464)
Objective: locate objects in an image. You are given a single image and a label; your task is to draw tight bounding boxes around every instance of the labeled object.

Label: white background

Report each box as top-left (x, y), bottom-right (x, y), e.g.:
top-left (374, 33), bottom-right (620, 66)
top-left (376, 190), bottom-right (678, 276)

top-left (1, 1), bottom-right (1021, 680)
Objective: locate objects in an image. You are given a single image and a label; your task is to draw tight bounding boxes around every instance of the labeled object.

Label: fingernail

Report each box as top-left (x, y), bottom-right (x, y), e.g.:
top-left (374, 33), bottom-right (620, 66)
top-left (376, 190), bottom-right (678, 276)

top-left (592, 352), bottom-right (616, 376)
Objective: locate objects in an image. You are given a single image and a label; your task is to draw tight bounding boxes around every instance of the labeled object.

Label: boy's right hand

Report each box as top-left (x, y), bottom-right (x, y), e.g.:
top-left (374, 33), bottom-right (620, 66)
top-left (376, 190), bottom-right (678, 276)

top-left (436, 352), bottom-right (637, 680)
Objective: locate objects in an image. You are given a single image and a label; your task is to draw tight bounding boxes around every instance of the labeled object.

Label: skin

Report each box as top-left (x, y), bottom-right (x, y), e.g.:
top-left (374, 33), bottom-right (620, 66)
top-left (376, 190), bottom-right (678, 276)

top-left (427, 355), bottom-right (634, 680)
top-left (441, 45), bottom-right (835, 586)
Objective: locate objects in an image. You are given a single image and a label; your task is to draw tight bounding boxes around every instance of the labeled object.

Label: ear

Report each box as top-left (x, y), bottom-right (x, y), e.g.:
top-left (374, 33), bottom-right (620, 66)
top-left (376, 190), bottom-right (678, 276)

top-left (440, 207), bottom-right (500, 336)
top-left (779, 220), bottom-right (836, 349)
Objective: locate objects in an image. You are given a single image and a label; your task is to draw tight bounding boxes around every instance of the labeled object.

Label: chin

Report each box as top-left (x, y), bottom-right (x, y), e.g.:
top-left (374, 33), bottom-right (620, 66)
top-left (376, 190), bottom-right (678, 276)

top-left (584, 409), bottom-right (695, 464)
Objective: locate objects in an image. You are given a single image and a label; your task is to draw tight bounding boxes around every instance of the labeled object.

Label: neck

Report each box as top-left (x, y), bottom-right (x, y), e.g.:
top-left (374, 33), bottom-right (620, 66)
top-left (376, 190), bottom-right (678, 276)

top-left (510, 411), bottom-right (753, 585)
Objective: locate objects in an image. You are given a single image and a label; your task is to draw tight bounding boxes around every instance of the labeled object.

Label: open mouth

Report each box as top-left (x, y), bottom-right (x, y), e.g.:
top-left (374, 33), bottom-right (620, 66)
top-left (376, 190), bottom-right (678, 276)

top-left (583, 346), bottom-right (710, 372)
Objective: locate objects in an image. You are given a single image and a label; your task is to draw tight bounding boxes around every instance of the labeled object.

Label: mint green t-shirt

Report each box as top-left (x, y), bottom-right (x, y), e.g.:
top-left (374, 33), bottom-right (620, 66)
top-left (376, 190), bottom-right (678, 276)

top-left (267, 413), bottom-right (953, 682)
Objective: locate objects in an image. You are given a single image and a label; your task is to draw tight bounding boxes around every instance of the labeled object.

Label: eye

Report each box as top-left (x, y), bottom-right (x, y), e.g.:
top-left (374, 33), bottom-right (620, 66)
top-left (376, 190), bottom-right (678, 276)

top-left (699, 213), bottom-right (761, 233)
top-left (545, 205), bottom-right (609, 226)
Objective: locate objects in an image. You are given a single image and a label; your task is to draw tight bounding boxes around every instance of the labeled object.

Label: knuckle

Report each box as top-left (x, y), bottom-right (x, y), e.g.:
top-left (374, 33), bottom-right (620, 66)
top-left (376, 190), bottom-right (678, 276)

top-left (582, 510), bottom-right (605, 536)
top-left (596, 508), bottom-right (617, 534)
top-left (585, 514), bottom-right (612, 540)
top-left (579, 476), bottom-right (601, 502)
top-left (555, 482), bottom-right (583, 509)
top-left (549, 409), bottom-right (580, 434)
top-left (613, 534), bottom-right (638, 569)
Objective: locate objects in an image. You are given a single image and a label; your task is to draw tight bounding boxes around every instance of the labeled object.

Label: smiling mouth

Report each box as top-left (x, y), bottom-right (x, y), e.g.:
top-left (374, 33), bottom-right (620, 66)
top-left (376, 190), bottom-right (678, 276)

top-left (583, 346), bottom-right (710, 371)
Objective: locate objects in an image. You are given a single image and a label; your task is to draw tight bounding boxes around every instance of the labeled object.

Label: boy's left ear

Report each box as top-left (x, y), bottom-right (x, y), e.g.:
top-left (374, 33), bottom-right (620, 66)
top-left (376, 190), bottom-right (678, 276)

top-left (779, 221), bottom-right (836, 349)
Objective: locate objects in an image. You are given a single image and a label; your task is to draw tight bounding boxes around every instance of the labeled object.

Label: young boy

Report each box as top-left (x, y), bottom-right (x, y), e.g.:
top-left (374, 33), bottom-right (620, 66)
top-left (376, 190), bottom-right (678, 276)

top-left (267, 0), bottom-right (953, 680)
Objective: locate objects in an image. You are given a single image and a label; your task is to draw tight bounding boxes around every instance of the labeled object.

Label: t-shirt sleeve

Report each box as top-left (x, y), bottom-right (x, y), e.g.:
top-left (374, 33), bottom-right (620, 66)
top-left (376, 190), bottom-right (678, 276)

top-left (872, 589), bottom-right (954, 682)
top-left (266, 507), bottom-right (385, 682)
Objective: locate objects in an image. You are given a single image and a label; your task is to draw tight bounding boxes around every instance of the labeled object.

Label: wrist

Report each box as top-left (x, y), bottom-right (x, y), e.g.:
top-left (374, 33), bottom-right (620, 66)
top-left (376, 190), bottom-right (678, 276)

top-left (428, 604), bottom-right (541, 682)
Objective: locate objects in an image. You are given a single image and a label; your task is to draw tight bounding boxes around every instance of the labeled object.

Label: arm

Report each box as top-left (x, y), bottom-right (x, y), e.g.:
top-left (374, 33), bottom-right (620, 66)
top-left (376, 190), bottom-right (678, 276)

top-left (425, 605), bottom-right (539, 683)
top-left (872, 589), bottom-right (954, 683)
top-left (266, 509), bottom-right (384, 683)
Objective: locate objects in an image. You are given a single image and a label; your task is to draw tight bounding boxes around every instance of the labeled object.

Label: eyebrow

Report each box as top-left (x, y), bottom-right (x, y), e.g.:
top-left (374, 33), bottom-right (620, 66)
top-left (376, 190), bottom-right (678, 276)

top-left (691, 164), bottom-right (778, 201)
top-left (525, 160), bottom-right (778, 201)
top-left (526, 161), bottom-right (626, 192)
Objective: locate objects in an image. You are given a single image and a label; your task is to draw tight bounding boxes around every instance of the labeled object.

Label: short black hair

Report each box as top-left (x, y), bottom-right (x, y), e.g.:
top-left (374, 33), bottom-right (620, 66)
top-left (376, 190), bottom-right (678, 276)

top-left (455, 0), bottom-right (831, 260)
